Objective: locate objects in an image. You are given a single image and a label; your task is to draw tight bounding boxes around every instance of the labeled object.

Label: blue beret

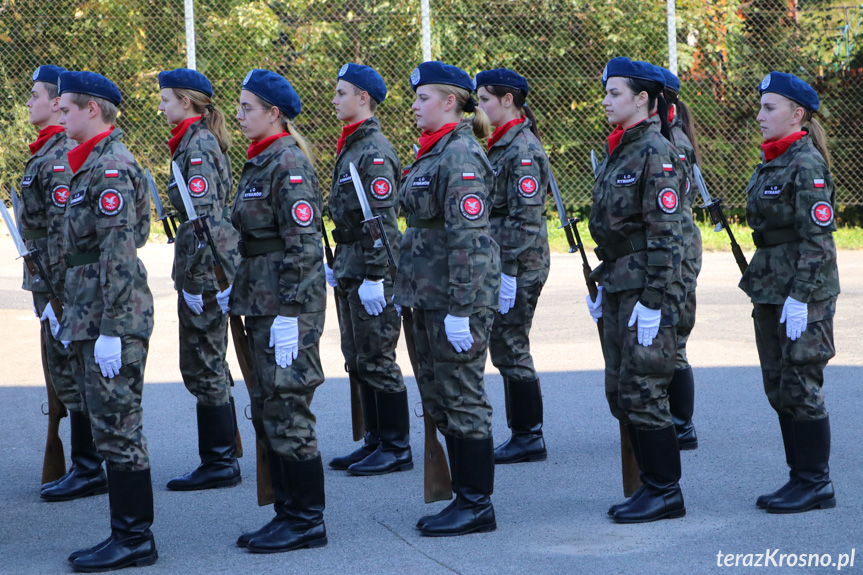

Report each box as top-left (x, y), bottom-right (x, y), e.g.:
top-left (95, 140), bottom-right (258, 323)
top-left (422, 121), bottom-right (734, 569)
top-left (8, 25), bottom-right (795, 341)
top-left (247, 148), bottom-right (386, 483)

top-left (758, 71), bottom-right (819, 113)
top-left (58, 71), bottom-right (122, 105)
top-left (475, 68), bottom-right (529, 97)
top-left (656, 66), bottom-right (680, 93)
top-left (602, 57), bottom-right (665, 89)
top-left (159, 68), bottom-right (213, 98)
top-left (410, 61), bottom-right (474, 93)
top-left (242, 69), bottom-right (301, 120)
top-left (337, 63), bottom-right (387, 104)
top-left (32, 65), bottom-right (66, 86)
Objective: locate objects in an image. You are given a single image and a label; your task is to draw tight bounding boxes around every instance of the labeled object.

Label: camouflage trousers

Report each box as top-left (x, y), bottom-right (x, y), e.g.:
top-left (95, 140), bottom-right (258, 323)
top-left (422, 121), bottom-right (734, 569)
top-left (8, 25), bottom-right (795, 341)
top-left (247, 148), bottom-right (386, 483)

top-left (336, 278), bottom-right (405, 393)
top-left (675, 289), bottom-right (697, 370)
top-left (73, 336), bottom-right (150, 470)
top-left (752, 303), bottom-right (835, 421)
top-left (34, 293), bottom-right (83, 412)
top-left (177, 290), bottom-right (233, 406)
top-left (411, 307), bottom-right (494, 439)
top-left (602, 289), bottom-right (677, 430)
top-left (489, 267), bottom-right (549, 382)
top-left (244, 313), bottom-right (325, 461)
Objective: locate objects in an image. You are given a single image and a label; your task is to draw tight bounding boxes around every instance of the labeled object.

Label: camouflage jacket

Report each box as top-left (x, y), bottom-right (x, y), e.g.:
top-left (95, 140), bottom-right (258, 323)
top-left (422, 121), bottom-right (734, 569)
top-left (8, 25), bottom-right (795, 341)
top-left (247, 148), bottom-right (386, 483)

top-left (328, 117), bottom-right (402, 281)
top-left (588, 116), bottom-right (686, 320)
top-left (738, 135), bottom-right (840, 310)
top-left (394, 122), bottom-right (500, 315)
top-left (486, 118), bottom-right (550, 276)
top-left (58, 128), bottom-right (154, 341)
top-left (166, 119), bottom-right (240, 294)
top-left (669, 118), bottom-right (703, 290)
top-left (230, 135), bottom-right (327, 317)
top-left (18, 130), bottom-right (74, 295)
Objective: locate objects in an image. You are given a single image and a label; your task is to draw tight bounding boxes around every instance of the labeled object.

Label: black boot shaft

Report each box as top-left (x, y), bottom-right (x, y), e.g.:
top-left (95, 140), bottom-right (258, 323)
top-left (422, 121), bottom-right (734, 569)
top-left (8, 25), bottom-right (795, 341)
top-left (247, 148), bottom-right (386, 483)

top-left (166, 402), bottom-right (241, 491)
top-left (347, 389), bottom-right (413, 475)
top-left (668, 368), bottom-right (698, 450)
top-left (328, 382), bottom-right (380, 470)
top-left (494, 378), bottom-right (547, 464)
top-left (42, 410), bottom-right (108, 502)
top-left (766, 416), bottom-right (835, 513)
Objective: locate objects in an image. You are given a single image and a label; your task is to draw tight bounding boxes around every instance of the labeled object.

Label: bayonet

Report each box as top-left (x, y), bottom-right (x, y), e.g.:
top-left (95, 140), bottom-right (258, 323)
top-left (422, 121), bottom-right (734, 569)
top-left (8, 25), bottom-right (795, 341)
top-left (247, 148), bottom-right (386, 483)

top-left (10, 186), bottom-right (22, 232)
top-left (145, 169), bottom-right (175, 243)
top-left (692, 164), bottom-right (748, 273)
top-left (590, 149), bottom-right (598, 176)
top-left (348, 162), bottom-right (383, 249)
top-left (548, 171), bottom-right (578, 254)
top-left (1, 200), bottom-right (59, 304)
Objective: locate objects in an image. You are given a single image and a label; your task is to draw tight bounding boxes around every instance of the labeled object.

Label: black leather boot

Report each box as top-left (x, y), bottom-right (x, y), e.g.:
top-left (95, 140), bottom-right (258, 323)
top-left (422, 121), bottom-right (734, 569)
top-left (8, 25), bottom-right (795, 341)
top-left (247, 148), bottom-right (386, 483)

top-left (607, 424), bottom-right (645, 516)
top-left (237, 449), bottom-right (287, 548)
top-left (669, 367), bottom-right (698, 450)
top-left (766, 417), bottom-right (835, 513)
top-left (421, 436), bottom-right (496, 537)
top-left (42, 410), bottom-right (108, 502)
top-left (612, 426), bottom-right (685, 523)
top-left (416, 435), bottom-right (457, 530)
top-left (166, 402), bottom-right (242, 491)
top-left (494, 378), bottom-right (547, 464)
top-left (70, 467), bottom-right (158, 572)
top-left (348, 389), bottom-right (413, 475)
top-left (756, 413), bottom-right (797, 509)
top-left (329, 382), bottom-right (379, 470)
top-left (247, 455), bottom-right (328, 553)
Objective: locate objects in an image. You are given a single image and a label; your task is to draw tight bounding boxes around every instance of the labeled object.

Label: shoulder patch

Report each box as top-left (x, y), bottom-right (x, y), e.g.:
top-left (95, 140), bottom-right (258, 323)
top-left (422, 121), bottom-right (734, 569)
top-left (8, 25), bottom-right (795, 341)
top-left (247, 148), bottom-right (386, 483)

top-left (810, 201), bottom-right (834, 227)
top-left (98, 189), bottom-right (124, 216)
top-left (289, 175), bottom-right (303, 184)
top-left (462, 172), bottom-right (476, 180)
top-left (188, 175), bottom-right (209, 198)
top-left (657, 188), bottom-right (679, 214)
top-left (104, 169), bottom-right (119, 178)
top-left (520, 159), bottom-right (532, 166)
top-left (813, 178), bottom-right (825, 188)
top-left (370, 177), bottom-right (393, 200)
top-left (373, 158), bottom-right (385, 165)
top-left (662, 163), bottom-right (673, 172)
top-left (53, 165), bottom-right (65, 173)
top-left (190, 158), bottom-right (203, 166)
top-left (292, 200), bottom-right (314, 226)
top-left (52, 185), bottom-right (70, 208)
top-left (21, 175), bottom-right (33, 188)
top-left (678, 154), bottom-right (686, 162)
top-left (460, 194), bottom-right (485, 220)
top-left (517, 175), bottom-right (539, 198)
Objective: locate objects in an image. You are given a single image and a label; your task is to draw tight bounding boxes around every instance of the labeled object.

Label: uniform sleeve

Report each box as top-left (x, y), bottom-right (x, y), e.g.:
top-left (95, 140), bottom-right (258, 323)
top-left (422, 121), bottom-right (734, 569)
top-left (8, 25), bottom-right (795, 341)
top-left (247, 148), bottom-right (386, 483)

top-left (359, 153), bottom-right (401, 278)
top-left (181, 148), bottom-right (221, 295)
top-left (791, 165), bottom-right (837, 302)
top-left (497, 147), bottom-right (547, 276)
top-left (640, 152), bottom-right (685, 310)
top-left (38, 156), bottom-right (73, 287)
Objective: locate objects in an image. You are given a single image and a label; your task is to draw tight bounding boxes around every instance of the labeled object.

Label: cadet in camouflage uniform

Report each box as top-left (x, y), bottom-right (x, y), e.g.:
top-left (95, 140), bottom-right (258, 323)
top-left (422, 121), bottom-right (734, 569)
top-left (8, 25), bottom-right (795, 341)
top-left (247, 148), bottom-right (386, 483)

top-left (157, 68), bottom-right (243, 492)
top-left (476, 68), bottom-right (551, 465)
top-left (326, 63), bottom-right (413, 476)
top-left (19, 65), bottom-right (108, 503)
top-left (55, 71), bottom-right (157, 571)
top-left (395, 61), bottom-right (500, 537)
top-left (740, 72), bottom-right (839, 514)
top-left (220, 70), bottom-right (328, 553)
top-left (586, 59), bottom-right (687, 524)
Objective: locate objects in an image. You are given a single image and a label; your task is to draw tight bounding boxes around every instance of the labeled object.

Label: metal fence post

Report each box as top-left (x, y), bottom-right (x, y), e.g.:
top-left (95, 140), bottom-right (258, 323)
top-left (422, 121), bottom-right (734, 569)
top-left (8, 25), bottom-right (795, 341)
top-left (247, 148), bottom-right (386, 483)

top-left (421, 0), bottom-right (432, 62)
top-left (667, 0), bottom-right (677, 75)
top-left (185, 0), bottom-right (197, 70)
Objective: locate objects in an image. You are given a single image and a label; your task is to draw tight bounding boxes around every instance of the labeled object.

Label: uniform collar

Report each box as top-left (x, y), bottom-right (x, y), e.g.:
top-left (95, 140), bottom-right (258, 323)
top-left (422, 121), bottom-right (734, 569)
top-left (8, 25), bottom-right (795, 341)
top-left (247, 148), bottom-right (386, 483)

top-left (29, 125), bottom-right (65, 156)
top-left (760, 132), bottom-right (811, 167)
top-left (415, 121), bottom-right (465, 162)
top-left (337, 116), bottom-right (380, 157)
top-left (487, 117), bottom-right (526, 150)
top-left (168, 116), bottom-right (203, 157)
top-left (246, 132), bottom-right (294, 166)
top-left (68, 126), bottom-right (119, 175)
top-left (606, 115), bottom-right (658, 156)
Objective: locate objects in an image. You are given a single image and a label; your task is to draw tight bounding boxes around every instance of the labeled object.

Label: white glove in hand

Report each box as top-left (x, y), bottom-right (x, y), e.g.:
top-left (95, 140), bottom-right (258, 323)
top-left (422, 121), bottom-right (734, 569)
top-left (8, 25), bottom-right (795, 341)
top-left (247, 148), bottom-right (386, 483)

top-left (358, 278), bottom-right (386, 316)
top-left (780, 296), bottom-right (808, 341)
top-left (94, 335), bottom-right (122, 378)
top-left (40, 304), bottom-right (61, 338)
top-left (216, 285), bottom-right (232, 315)
top-left (270, 315), bottom-right (299, 368)
top-left (324, 262), bottom-right (337, 288)
top-left (499, 273), bottom-right (516, 315)
top-left (61, 340), bottom-right (71, 349)
top-left (627, 301), bottom-right (661, 347)
top-left (586, 285), bottom-right (603, 323)
top-left (183, 289), bottom-right (204, 315)
top-left (444, 314), bottom-right (474, 353)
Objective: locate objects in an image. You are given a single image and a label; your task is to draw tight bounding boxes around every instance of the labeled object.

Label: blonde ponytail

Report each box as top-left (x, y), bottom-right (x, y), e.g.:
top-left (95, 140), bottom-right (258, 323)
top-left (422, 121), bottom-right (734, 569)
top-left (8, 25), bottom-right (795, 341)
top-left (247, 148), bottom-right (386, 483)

top-left (429, 84), bottom-right (491, 140)
top-left (281, 115), bottom-right (315, 169)
top-left (806, 113), bottom-right (831, 168)
top-left (172, 88), bottom-right (232, 152)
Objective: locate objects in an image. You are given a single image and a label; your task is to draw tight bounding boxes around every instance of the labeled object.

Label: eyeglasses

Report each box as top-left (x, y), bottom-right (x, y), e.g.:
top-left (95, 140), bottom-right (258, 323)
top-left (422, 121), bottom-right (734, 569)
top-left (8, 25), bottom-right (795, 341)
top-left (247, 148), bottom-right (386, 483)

top-left (236, 104), bottom-right (270, 118)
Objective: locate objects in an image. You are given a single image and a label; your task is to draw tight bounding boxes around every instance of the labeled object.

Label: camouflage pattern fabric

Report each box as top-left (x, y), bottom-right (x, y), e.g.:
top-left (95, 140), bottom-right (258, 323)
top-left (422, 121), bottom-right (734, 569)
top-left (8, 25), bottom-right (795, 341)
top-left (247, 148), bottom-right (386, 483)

top-left (177, 291), bottom-right (232, 406)
top-left (34, 293), bottom-right (83, 411)
top-left (674, 289), bottom-right (696, 369)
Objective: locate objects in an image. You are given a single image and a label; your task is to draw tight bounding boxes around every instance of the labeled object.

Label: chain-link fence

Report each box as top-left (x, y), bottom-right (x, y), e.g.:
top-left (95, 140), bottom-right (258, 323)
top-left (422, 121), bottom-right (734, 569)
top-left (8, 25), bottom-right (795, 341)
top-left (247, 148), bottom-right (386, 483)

top-left (1, 0), bottom-right (861, 210)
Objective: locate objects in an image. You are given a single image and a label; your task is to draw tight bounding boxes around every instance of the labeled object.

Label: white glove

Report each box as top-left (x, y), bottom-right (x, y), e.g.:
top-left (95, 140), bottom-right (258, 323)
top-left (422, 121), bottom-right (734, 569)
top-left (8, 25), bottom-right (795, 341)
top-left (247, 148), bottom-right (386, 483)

top-left (586, 286), bottom-right (603, 323)
top-left (444, 314), bottom-right (474, 353)
top-left (40, 304), bottom-right (61, 338)
top-left (392, 295), bottom-right (402, 317)
top-left (216, 285), bottom-right (232, 315)
top-left (499, 273), bottom-right (516, 315)
top-left (183, 289), bottom-right (204, 315)
top-left (269, 315), bottom-right (299, 368)
top-left (324, 262), bottom-right (337, 288)
top-left (61, 340), bottom-right (71, 349)
top-left (358, 278), bottom-right (386, 316)
top-left (94, 335), bottom-right (122, 378)
top-left (627, 301), bottom-right (661, 347)
top-left (780, 296), bottom-right (808, 341)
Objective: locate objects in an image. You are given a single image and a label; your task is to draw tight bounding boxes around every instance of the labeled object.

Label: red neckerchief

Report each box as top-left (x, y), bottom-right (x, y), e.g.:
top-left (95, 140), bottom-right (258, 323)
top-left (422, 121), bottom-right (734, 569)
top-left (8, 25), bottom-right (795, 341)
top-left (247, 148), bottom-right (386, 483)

top-left (416, 123), bottom-right (458, 159)
top-left (761, 131), bottom-right (807, 163)
top-left (68, 126), bottom-right (115, 174)
top-left (336, 120), bottom-right (364, 156)
top-left (168, 116), bottom-right (203, 156)
top-left (247, 131), bottom-right (288, 160)
top-left (487, 117), bottom-right (524, 149)
top-left (29, 125), bottom-right (65, 156)
top-left (606, 119), bottom-right (646, 156)
top-left (667, 104), bottom-right (676, 125)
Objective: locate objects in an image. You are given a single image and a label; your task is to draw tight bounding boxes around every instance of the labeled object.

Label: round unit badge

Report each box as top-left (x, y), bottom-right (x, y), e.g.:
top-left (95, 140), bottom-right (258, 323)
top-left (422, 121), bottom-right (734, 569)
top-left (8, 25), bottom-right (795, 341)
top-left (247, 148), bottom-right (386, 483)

top-left (460, 194), bottom-right (484, 221)
top-left (188, 175), bottom-right (209, 198)
top-left (657, 188), bottom-right (679, 214)
top-left (292, 200), bottom-right (314, 227)
top-left (518, 175), bottom-right (539, 198)
top-left (243, 70), bottom-right (254, 86)
top-left (810, 201), bottom-right (834, 227)
top-left (338, 64), bottom-right (349, 77)
top-left (410, 68), bottom-right (421, 87)
top-left (370, 177), bottom-right (392, 200)
top-left (52, 185), bottom-right (70, 208)
top-left (99, 189), bottom-right (124, 216)
top-left (760, 73), bottom-right (771, 91)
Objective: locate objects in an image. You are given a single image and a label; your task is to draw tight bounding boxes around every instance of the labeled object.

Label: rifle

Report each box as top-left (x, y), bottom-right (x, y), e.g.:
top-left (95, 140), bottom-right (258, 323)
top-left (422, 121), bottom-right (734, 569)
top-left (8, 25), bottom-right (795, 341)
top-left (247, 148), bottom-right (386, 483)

top-left (548, 170), bottom-right (641, 497)
top-left (145, 169), bottom-right (177, 243)
top-left (693, 164), bottom-right (748, 274)
top-left (349, 162), bottom-right (453, 503)
top-left (322, 230), bottom-right (365, 441)
top-left (171, 163), bottom-right (280, 506)
top-left (1, 197), bottom-right (67, 484)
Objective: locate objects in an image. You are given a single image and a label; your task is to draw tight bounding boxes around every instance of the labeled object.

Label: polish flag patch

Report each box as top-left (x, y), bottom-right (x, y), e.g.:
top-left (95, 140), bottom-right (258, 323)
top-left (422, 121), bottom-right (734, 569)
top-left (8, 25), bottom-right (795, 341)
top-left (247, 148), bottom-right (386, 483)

top-left (662, 163), bottom-right (673, 172)
top-left (53, 165), bottom-right (65, 173)
top-left (813, 179), bottom-right (825, 188)
top-left (373, 158), bottom-right (385, 165)
top-left (521, 159), bottom-right (532, 166)
top-left (190, 158), bottom-right (203, 166)
top-left (104, 169), bottom-right (119, 178)
top-left (462, 172), bottom-right (475, 180)
top-left (289, 176), bottom-right (303, 184)
top-left (678, 154), bottom-right (686, 162)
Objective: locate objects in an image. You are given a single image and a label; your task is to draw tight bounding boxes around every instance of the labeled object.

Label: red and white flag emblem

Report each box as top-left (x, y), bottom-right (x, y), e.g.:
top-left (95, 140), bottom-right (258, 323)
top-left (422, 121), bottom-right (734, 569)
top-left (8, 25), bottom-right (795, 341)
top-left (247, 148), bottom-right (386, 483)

top-left (662, 163), bottom-right (673, 172)
top-left (521, 159), bottom-right (532, 166)
top-left (53, 165), bottom-right (65, 173)
top-left (290, 176), bottom-right (303, 184)
top-left (462, 172), bottom-right (475, 180)
top-left (373, 158), bottom-right (385, 165)
top-left (190, 158), bottom-right (203, 166)
top-left (104, 169), bottom-right (119, 178)
top-left (813, 179), bottom-right (825, 188)
top-left (678, 154), bottom-right (686, 162)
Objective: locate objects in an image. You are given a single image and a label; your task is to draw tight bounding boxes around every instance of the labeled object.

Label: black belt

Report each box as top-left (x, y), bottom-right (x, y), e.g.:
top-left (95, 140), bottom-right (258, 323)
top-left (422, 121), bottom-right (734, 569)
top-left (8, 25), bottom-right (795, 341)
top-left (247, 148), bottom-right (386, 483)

top-left (332, 226), bottom-right (364, 244)
top-left (65, 251), bottom-right (100, 267)
top-left (752, 227), bottom-right (800, 248)
top-left (406, 214), bottom-right (445, 230)
top-left (594, 235), bottom-right (647, 262)
top-left (490, 208), bottom-right (508, 218)
top-left (238, 237), bottom-right (285, 257)
top-left (23, 228), bottom-right (48, 240)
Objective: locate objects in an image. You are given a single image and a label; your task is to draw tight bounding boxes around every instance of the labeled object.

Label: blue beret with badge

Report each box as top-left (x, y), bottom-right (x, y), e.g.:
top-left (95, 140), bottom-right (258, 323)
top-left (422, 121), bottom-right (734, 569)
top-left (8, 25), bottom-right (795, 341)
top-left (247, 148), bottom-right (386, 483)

top-left (602, 57), bottom-right (666, 89)
top-left (159, 68), bottom-right (213, 98)
top-left (475, 68), bottom-right (529, 96)
top-left (337, 63), bottom-right (387, 104)
top-left (242, 69), bottom-right (301, 119)
top-left (758, 71), bottom-right (819, 113)
top-left (410, 61), bottom-right (474, 93)
top-left (58, 71), bottom-right (123, 105)
top-left (656, 66), bottom-right (680, 93)
top-left (32, 65), bottom-right (67, 86)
